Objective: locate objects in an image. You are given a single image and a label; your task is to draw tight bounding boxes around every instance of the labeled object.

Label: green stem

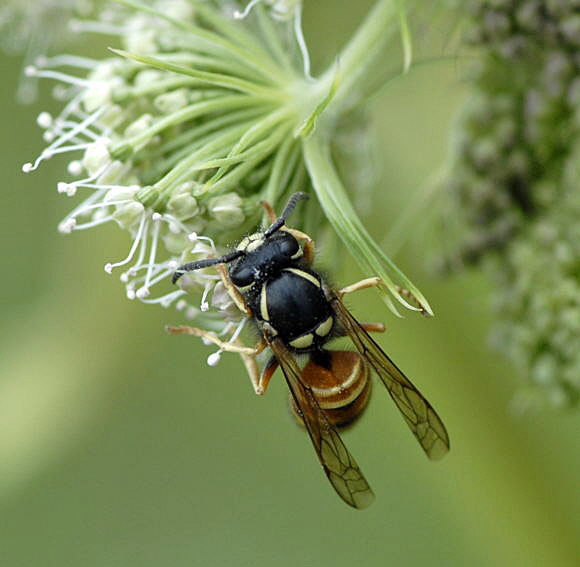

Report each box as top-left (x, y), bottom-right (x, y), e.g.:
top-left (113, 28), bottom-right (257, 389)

top-left (112, 77), bottom-right (198, 103)
top-left (208, 107), bottom-right (294, 184)
top-left (140, 117), bottom-right (264, 184)
top-left (152, 124), bottom-right (253, 199)
top-left (254, 5), bottom-right (296, 76)
top-left (144, 105), bottom-right (270, 160)
top-left (204, 125), bottom-right (293, 195)
top-left (194, 3), bottom-right (288, 79)
top-left (110, 49), bottom-right (281, 99)
top-left (263, 136), bottom-right (300, 207)
top-left (113, 0), bottom-right (283, 84)
top-left (323, 0), bottom-right (402, 115)
top-left (109, 95), bottom-right (260, 158)
top-left (303, 134), bottom-right (432, 316)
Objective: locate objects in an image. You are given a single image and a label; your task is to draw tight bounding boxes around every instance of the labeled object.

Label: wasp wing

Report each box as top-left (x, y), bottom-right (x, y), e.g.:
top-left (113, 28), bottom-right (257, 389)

top-left (331, 295), bottom-right (450, 460)
top-left (268, 336), bottom-right (375, 509)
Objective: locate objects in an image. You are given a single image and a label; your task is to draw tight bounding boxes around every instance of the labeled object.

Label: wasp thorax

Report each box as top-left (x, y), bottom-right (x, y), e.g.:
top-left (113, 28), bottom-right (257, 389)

top-left (229, 231), bottom-right (302, 288)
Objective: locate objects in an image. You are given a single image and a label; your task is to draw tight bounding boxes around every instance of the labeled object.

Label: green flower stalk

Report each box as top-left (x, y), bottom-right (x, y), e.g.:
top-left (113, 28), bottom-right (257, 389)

top-left (21, 0), bottom-right (429, 367)
top-left (440, 0), bottom-right (580, 408)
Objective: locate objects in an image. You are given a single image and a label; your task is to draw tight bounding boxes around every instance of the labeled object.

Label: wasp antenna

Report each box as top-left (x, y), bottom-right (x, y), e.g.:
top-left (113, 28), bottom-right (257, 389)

top-left (172, 250), bottom-right (243, 284)
top-left (264, 192), bottom-right (309, 237)
top-left (280, 192), bottom-right (309, 220)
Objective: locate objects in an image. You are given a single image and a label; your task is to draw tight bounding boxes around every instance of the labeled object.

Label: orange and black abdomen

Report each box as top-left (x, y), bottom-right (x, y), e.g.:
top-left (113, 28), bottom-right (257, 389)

top-left (290, 350), bottom-right (372, 429)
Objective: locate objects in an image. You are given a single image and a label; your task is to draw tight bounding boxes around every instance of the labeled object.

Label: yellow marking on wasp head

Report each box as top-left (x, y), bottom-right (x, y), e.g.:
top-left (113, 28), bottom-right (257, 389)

top-left (236, 232), bottom-right (263, 252)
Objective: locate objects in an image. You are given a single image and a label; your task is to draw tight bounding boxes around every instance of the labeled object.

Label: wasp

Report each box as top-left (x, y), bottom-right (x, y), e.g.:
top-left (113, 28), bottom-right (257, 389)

top-left (169, 192), bottom-right (450, 509)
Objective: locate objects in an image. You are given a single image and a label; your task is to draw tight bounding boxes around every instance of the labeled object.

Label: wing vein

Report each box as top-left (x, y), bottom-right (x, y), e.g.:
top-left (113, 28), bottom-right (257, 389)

top-left (268, 337), bottom-right (375, 509)
top-left (331, 295), bottom-right (450, 460)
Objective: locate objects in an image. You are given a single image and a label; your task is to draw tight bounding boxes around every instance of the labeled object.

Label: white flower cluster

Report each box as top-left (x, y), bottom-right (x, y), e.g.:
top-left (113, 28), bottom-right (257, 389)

top-left (18, 0), bottom-right (428, 366)
top-left (21, 0), bottom-right (312, 348)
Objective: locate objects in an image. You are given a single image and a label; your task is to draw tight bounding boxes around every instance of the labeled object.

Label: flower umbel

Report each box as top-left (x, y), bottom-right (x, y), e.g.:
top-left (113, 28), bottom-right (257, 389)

top-left (439, 0), bottom-right (580, 408)
top-left (22, 0), bottom-right (427, 367)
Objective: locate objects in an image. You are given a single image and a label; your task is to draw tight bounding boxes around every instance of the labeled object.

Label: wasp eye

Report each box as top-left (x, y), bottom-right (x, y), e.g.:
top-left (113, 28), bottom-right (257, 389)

top-left (229, 263), bottom-right (254, 287)
top-left (279, 234), bottom-right (299, 256)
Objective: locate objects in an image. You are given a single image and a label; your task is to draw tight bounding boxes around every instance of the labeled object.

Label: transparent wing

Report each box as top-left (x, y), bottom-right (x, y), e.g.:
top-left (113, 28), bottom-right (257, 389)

top-left (332, 296), bottom-right (450, 460)
top-left (268, 337), bottom-right (375, 509)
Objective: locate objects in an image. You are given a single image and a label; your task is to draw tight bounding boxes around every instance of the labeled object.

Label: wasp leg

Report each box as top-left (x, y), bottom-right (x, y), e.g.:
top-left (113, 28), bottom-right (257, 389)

top-left (282, 227), bottom-right (315, 265)
top-left (337, 278), bottom-right (427, 315)
top-left (334, 321), bottom-right (385, 338)
top-left (336, 277), bottom-right (382, 298)
top-left (216, 264), bottom-right (252, 317)
top-left (258, 355), bottom-right (279, 395)
top-left (228, 337), bottom-right (269, 395)
top-left (235, 338), bottom-right (265, 395)
top-left (394, 285), bottom-right (428, 315)
top-left (166, 325), bottom-right (268, 395)
top-left (360, 322), bottom-right (386, 333)
top-left (165, 325), bottom-right (260, 354)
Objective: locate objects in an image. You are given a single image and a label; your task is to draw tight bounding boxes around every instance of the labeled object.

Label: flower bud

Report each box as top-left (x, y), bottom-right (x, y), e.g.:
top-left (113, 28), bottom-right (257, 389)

top-left (207, 193), bottom-right (245, 228)
top-left (124, 28), bottom-right (158, 54)
top-left (134, 69), bottom-right (164, 88)
top-left (97, 160), bottom-right (130, 185)
top-left (167, 191), bottom-right (201, 221)
top-left (154, 89), bottom-right (189, 114)
top-left (83, 78), bottom-right (122, 113)
top-left (163, 217), bottom-right (207, 254)
top-left (112, 202), bottom-right (145, 230)
top-left (82, 140), bottom-right (111, 175)
top-left (125, 114), bottom-right (154, 138)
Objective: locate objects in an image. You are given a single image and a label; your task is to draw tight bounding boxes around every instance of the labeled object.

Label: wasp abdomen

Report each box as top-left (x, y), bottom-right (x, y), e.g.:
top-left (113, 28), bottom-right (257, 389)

top-left (290, 351), bottom-right (372, 429)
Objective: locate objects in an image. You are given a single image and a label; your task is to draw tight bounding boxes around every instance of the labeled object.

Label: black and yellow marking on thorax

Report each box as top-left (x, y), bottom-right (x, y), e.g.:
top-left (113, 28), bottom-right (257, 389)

top-left (259, 284), bottom-right (270, 321)
top-left (257, 267), bottom-right (334, 351)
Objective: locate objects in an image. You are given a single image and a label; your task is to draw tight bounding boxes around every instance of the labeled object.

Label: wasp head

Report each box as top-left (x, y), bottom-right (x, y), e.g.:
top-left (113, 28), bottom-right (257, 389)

top-left (229, 230), bottom-right (302, 288)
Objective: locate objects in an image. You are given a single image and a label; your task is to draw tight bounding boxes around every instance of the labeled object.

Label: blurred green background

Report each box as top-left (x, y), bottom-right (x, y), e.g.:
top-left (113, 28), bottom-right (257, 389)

top-left (0, 2), bottom-right (578, 566)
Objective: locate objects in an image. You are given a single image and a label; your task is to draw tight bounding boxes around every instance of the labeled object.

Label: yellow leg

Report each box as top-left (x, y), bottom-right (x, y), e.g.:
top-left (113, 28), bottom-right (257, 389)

top-left (337, 276), bottom-right (382, 298)
top-left (394, 285), bottom-right (428, 315)
top-left (165, 325), bottom-right (262, 354)
top-left (166, 325), bottom-right (268, 395)
top-left (333, 320), bottom-right (385, 339)
top-left (258, 356), bottom-right (279, 395)
top-left (360, 322), bottom-right (386, 333)
top-left (337, 277), bottom-right (427, 315)
top-left (236, 339), bottom-right (266, 395)
top-left (236, 335), bottom-right (271, 395)
top-left (216, 264), bottom-right (252, 317)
